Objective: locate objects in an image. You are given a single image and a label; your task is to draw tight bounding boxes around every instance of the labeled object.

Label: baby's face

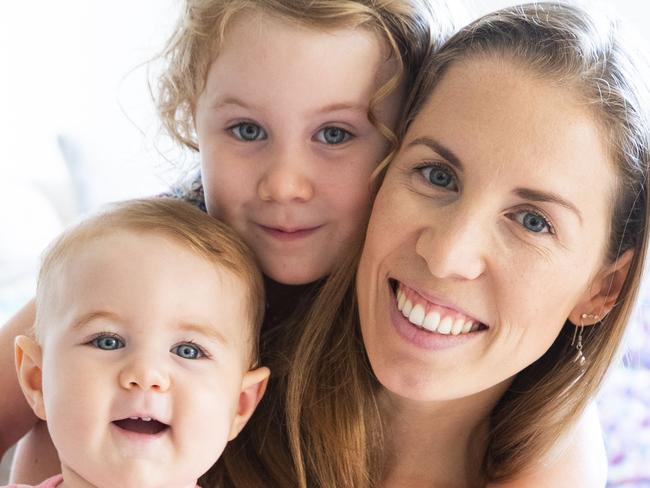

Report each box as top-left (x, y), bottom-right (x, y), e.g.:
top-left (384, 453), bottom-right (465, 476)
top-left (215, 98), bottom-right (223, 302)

top-left (37, 231), bottom-right (252, 487)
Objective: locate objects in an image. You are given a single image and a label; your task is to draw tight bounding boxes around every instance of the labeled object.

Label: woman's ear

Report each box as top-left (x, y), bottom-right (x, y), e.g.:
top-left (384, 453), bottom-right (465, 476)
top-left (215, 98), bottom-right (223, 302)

top-left (228, 366), bottom-right (270, 441)
top-left (568, 249), bottom-right (634, 325)
top-left (15, 335), bottom-right (47, 420)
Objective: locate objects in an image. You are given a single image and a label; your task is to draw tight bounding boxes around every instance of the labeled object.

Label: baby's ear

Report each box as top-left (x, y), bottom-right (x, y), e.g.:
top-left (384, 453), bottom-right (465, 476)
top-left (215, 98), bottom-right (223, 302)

top-left (568, 249), bottom-right (634, 325)
top-left (15, 335), bottom-right (47, 420)
top-left (228, 366), bottom-right (270, 441)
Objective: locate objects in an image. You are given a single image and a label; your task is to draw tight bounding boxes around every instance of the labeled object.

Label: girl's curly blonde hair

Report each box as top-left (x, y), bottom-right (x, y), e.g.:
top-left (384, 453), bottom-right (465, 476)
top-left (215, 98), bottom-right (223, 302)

top-left (155, 0), bottom-right (456, 157)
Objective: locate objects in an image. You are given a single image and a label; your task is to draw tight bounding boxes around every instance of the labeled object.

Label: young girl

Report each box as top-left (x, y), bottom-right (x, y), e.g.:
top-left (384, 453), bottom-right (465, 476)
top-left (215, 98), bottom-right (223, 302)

top-left (287, 2), bottom-right (650, 486)
top-left (1, 0), bottom-right (456, 486)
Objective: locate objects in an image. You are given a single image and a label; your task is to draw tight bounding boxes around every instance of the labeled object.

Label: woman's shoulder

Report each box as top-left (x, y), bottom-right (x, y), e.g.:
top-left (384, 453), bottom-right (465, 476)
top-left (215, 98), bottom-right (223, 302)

top-left (487, 403), bottom-right (606, 488)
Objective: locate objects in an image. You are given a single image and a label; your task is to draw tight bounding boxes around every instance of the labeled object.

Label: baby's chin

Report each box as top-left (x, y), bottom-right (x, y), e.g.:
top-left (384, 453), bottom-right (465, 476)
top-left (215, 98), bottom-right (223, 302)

top-left (66, 466), bottom-right (199, 488)
top-left (60, 453), bottom-right (206, 488)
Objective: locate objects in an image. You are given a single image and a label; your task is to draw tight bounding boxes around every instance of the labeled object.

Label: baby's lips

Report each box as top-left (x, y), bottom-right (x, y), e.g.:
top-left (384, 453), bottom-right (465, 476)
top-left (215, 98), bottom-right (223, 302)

top-left (112, 416), bottom-right (170, 435)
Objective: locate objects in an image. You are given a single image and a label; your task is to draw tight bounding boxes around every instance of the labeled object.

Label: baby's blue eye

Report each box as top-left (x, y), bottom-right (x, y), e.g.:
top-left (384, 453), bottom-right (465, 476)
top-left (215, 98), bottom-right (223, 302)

top-left (231, 123), bottom-right (267, 141)
top-left (420, 165), bottom-right (458, 191)
top-left (316, 127), bottom-right (352, 145)
top-left (92, 335), bottom-right (124, 351)
top-left (172, 343), bottom-right (203, 360)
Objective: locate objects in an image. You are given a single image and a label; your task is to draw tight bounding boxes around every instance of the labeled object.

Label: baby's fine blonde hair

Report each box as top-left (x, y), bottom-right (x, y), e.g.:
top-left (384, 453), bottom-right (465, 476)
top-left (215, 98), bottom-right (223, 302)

top-left (35, 198), bottom-right (265, 364)
top-left (155, 0), bottom-right (456, 153)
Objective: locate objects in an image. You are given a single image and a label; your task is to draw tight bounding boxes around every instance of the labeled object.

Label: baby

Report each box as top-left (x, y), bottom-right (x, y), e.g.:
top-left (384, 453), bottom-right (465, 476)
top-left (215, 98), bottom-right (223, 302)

top-left (6, 198), bottom-right (270, 488)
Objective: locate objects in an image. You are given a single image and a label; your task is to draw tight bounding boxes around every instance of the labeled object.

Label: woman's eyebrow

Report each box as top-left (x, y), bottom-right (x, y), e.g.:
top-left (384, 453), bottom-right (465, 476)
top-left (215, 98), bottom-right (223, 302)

top-left (406, 136), bottom-right (463, 173)
top-left (514, 188), bottom-right (583, 224)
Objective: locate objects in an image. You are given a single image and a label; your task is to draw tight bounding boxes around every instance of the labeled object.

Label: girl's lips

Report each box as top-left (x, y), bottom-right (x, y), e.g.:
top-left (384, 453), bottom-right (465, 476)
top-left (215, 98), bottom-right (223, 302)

top-left (257, 224), bottom-right (323, 241)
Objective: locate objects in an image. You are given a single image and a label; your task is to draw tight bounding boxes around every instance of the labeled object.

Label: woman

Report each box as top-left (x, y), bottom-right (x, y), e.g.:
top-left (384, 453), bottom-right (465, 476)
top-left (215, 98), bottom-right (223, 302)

top-left (288, 3), bottom-right (650, 486)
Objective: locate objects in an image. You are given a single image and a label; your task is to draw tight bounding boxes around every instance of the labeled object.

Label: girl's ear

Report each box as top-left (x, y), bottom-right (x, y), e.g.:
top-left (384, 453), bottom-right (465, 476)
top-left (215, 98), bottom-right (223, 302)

top-left (228, 366), bottom-right (270, 441)
top-left (15, 335), bottom-right (47, 420)
top-left (568, 249), bottom-right (634, 326)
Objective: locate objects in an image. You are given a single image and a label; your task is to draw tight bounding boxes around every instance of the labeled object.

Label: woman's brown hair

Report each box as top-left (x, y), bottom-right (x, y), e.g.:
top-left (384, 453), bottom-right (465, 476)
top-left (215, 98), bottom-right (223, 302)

top-left (287, 2), bottom-right (650, 485)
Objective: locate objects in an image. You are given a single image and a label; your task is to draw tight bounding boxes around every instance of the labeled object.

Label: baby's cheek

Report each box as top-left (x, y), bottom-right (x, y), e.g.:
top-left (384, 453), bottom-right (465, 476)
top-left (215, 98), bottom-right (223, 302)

top-left (176, 377), bottom-right (240, 468)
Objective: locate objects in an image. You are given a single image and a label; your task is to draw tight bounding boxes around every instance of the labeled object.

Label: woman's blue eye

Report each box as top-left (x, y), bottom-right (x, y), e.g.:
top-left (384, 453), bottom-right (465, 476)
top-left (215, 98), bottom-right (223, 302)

top-left (421, 165), bottom-right (457, 190)
top-left (316, 127), bottom-right (352, 145)
top-left (230, 123), bottom-right (267, 141)
top-left (91, 335), bottom-right (124, 351)
top-left (172, 343), bottom-right (203, 360)
top-left (514, 211), bottom-right (552, 234)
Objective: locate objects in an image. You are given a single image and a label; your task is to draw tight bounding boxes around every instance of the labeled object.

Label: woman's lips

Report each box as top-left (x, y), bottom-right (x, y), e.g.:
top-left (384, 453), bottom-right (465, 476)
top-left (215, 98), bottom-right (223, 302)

top-left (257, 224), bottom-right (323, 241)
top-left (387, 280), bottom-right (488, 351)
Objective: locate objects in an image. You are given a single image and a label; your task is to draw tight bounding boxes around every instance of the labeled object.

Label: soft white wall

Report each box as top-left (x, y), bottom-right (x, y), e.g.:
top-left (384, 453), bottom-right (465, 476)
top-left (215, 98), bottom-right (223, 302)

top-left (0, 1), bottom-right (182, 322)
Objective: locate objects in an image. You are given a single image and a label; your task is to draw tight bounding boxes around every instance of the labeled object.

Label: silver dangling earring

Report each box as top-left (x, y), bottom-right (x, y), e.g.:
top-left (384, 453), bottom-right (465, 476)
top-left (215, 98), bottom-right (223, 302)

top-left (572, 313), bottom-right (599, 367)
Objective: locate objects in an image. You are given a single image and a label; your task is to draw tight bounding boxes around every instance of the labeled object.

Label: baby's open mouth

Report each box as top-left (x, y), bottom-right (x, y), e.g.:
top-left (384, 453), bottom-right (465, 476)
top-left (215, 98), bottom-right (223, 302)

top-left (113, 416), bottom-right (169, 435)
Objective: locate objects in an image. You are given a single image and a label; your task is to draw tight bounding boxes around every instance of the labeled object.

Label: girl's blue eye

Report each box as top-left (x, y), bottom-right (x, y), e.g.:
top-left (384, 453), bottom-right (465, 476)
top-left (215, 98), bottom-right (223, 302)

top-left (172, 343), bottom-right (203, 360)
top-left (420, 165), bottom-right (458, 191)
top-left (513, 211), bottom-right (552, 234)
top-left (230, 122), bottom-right (267, 141)
top-left (91, 335), bottom-right (124, 351)
top-left (315, 127), bottom-right (352, 145)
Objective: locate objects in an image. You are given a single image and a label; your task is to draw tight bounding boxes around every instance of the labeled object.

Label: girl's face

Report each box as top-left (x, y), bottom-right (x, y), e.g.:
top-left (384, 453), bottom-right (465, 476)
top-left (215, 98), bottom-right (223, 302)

top-left (357, 57), bottom-right (619, 403)
top-left (195, 13), bottom-right (403, 285)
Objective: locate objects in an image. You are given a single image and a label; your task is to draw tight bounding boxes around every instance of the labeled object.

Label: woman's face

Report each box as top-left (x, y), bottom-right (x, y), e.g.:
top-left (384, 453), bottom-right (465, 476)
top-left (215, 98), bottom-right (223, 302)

top-left (357, 57), bottom-right (618, 402)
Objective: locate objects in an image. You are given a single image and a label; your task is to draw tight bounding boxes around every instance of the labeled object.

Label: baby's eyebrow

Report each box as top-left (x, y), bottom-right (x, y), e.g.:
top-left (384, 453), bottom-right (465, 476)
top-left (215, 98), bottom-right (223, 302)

top-left (179, 322), bottom-right (229, 346)
top-left (71, 311), bottom-right (121, 330)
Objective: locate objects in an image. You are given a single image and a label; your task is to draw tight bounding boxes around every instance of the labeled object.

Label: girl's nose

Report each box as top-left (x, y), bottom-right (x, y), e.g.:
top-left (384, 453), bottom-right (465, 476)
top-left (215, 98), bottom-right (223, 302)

top-left (257, 147), bottom-right (315, 203)
top-left (415, 209), bottom-right (487, 281)
top-left (118, 355), bottom-right (170, 392)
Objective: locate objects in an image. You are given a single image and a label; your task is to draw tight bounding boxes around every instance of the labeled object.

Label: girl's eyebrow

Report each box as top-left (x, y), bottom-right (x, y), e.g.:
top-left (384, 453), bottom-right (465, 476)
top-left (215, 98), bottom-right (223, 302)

top-left (208, 96), bottom-right (255, 111)
top-left (314, 102), bottom-right (368, 115)
top-left (407, 136), bottom-right (463, 173)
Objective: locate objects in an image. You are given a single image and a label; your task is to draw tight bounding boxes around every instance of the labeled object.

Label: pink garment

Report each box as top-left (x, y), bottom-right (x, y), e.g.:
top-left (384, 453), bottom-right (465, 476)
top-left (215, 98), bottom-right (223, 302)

top-left (1, 474), bottom-right (63, 488)
top-left (2, 476), bottom-right (201, 488)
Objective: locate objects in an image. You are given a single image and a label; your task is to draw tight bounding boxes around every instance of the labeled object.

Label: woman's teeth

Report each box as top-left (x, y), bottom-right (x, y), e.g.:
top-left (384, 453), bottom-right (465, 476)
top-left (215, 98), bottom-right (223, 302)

top-left (396, 286), bottom-right (479, 335)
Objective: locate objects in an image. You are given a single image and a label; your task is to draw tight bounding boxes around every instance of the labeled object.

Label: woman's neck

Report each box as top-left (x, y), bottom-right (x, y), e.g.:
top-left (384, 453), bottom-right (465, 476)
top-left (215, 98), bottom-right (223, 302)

top-left (378, 382), bottom-right (510, 488)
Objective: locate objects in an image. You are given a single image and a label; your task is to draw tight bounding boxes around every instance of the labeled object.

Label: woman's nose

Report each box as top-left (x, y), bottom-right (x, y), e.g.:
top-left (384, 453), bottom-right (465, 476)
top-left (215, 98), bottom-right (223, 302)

top-left (257, 146), bottom-right (315, 203)
top-left (118, 355), bottom-right (170, 392)
top-left (415, 208), bottom-right (487, 281)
